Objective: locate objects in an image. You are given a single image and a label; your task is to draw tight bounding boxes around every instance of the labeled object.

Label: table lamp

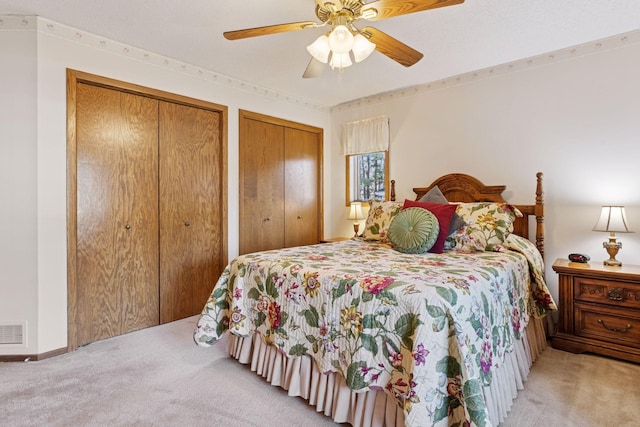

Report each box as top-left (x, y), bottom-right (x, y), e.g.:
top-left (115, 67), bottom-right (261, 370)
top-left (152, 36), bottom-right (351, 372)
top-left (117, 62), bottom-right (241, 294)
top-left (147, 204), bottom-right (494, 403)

top-left (348, 202), bottom-right (365, 237)
top-left (593, 205), bottom-right (633, 266)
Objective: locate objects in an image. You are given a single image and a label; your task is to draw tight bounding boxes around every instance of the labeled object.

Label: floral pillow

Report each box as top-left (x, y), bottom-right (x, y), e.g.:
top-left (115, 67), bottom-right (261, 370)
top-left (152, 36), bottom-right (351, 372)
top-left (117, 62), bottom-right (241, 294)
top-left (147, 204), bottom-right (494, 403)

top-left (445, 202), bottom-right (522, 252)
top-left (361, 200), bottom-right (402, 243)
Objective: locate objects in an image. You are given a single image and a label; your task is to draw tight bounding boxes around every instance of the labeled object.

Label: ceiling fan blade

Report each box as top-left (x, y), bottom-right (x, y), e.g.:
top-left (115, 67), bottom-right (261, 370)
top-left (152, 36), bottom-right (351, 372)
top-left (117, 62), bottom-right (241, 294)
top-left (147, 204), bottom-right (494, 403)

top-left (362, 0), bottom-right (464, 21)
top-left (303, 58), bottom-right (325, 79)
top-left (361, 27), bottom-right (423, 67)
top-left (224, 21), bottom-right (318, 40)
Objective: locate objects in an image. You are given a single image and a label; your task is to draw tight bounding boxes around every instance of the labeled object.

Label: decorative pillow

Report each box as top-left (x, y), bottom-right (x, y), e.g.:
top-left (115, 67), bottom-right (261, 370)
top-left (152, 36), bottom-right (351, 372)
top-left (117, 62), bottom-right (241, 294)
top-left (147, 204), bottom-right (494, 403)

top-left (388, 207), bottom-right (439, 254)
top-left (445, 202), bottom-right (523, 252)
top-left (418, 186), bottom-right (466, 234)
top-left (402, 199), bottom-right (457, 254)
top-left (361, 200), bottom-right (402, 242)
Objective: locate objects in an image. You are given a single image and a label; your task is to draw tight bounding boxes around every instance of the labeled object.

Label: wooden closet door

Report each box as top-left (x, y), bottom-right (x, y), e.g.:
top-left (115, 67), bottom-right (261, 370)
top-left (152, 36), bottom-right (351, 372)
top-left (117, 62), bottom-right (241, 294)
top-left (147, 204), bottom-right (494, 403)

top-left (239, 119), bottom-right (285, 255)
top-left (76, 84), bottom-right (159, 346)
top-left (159, 102), bottom-right (223, 323)
top-left (284, 127), bottom-right (320, 247)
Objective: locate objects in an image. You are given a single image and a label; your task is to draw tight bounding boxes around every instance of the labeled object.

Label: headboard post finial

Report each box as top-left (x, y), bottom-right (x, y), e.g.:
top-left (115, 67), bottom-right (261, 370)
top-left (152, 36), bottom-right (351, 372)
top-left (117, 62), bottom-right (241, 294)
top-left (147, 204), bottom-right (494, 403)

top-left (390, 179), bottom-right (396, 202)
top-left (535, 172), bottom-right (545, 260)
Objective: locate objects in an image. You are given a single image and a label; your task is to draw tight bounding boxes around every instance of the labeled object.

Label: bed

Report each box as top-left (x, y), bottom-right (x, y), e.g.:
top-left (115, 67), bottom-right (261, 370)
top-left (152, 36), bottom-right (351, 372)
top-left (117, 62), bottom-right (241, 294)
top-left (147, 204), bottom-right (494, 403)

top-left (194, 172), bottom-right (556, 427)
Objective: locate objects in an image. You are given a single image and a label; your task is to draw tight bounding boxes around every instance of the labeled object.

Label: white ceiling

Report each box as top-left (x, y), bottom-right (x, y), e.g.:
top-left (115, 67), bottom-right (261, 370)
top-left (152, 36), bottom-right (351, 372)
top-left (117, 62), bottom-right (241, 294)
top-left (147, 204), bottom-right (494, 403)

top-left (2, 0), bottom-right (640, 107)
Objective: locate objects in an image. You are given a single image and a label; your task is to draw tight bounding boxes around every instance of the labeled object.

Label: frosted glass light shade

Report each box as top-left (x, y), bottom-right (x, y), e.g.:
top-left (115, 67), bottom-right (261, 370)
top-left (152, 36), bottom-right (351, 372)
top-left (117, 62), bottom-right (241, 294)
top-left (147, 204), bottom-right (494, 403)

top-left (328, 25), bottom-right (354, 54)
top-left (329, 52), bottom-right (352, 69)
top-left (307, 35), bottom-right (331, 63)
top-left (352, 34), bottom-right (376, 62)
top-left (307, 26), bottom-right (375, 72)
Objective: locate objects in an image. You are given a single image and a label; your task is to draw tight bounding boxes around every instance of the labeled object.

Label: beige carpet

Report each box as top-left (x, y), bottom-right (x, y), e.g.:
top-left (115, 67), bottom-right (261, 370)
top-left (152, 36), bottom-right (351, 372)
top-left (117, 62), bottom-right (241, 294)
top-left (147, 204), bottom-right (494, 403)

top-left (1, 316), bottom-right (639, 426)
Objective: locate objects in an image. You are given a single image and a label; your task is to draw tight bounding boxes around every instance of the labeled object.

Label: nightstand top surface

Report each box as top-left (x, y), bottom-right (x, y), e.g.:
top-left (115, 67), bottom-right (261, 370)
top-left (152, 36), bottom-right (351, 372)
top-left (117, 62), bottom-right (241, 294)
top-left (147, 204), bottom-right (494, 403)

top-left (553, 257), bottom-right (640, 278)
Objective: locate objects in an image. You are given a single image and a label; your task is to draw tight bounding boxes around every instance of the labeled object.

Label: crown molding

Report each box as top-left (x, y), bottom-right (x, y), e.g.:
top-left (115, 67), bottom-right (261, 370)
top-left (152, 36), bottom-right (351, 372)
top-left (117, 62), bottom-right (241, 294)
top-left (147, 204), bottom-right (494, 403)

top-left (332, 28), bottom-right (640, 112)
top-left (3, 15), bottom-right (639, 115)
top-left (0, 15), bottom-right (37, 30)
top-left (0, 15), bottom-right (329, 112)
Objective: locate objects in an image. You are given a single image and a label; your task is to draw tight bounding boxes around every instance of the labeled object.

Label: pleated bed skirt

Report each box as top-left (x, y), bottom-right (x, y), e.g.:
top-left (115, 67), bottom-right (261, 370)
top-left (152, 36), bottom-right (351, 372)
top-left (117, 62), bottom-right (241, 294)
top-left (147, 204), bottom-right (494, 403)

top-left (227, 315), bottom-right (547, 426)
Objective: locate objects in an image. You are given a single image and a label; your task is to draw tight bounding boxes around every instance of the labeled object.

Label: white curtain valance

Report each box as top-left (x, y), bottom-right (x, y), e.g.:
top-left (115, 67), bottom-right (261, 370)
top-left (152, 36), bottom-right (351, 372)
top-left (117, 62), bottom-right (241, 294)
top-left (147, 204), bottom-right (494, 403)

top-left (341, 115), bottom-right (389, 156)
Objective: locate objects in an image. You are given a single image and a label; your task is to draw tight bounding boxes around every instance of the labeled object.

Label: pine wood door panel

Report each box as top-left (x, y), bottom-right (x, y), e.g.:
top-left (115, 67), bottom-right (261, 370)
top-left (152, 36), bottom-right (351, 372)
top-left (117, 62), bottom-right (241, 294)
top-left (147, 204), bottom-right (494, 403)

top-left (239, 119), bottom-right (285, 255)
top-left (159, 102), bottom-right (223, 323)
top-left (284, 127), bottom-right (320, 247)
top-left (76, 83), bottom-right (159, 346)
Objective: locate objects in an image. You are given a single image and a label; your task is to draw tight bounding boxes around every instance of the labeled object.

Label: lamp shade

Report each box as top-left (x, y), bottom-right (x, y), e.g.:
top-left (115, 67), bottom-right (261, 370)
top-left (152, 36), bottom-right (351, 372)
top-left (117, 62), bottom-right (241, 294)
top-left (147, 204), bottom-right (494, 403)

top-left (348, 202), bottom-right (365, 220)
top-left (307, 35), bottom-right (331, 63)
top-left (328, 25), bottom-right (354, 54)
top-left (329, 52), bottom-right (352, 70)
top-left (307, 26), bottom-right (376, 71)
top-left (593, 206), bottom-right (633, 233)
top-left (352, 34), bottom-right (376, 62)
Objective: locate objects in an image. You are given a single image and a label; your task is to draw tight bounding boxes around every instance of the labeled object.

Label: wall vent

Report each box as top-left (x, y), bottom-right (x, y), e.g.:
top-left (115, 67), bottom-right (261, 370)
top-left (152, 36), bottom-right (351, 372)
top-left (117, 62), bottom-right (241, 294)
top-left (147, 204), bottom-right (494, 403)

top-left (0, 322), bottom-right (27, 347)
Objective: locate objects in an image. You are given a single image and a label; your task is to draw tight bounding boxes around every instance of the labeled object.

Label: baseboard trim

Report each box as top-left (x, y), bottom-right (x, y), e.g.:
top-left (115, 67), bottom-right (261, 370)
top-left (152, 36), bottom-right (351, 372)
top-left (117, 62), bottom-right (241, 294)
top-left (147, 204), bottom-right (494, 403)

top-left (0, 347), bottom-right (68, 362)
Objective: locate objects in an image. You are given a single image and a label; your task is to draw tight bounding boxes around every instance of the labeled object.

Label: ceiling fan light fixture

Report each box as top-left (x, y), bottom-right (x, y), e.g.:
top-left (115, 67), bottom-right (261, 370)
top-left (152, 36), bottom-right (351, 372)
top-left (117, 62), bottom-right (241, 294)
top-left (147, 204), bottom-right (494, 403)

top-left (329, 52), bottom-right (352, 70)
top-left (307, 35), bottom-right (331, 63)
top-left (352, 34), bottom-right (376, 62)
top-left (226, 0), bottom-right (463, 77)
top-left (328, 25), bottom-right (354, 54)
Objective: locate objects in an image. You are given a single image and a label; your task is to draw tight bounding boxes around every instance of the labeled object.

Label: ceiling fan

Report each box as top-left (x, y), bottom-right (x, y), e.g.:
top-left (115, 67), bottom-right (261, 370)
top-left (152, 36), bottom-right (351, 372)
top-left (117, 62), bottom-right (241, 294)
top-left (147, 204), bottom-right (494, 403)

top-left (223, 0), bottom-right (465, 78)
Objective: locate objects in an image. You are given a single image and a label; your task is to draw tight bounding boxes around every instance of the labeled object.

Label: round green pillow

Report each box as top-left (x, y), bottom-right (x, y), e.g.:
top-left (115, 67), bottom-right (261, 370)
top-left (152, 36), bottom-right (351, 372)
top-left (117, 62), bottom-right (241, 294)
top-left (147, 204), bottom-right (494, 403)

top-left (388, 207), bottom-right (440, 254)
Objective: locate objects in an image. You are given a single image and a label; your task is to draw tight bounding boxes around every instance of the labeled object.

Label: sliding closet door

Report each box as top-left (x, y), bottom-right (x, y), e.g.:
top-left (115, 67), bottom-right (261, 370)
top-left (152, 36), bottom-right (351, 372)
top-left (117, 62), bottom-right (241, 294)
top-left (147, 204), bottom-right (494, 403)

top-left (76, 83), bottom-right (160, 346)
top-left (159, 102), bottom-right (223, 323)
top-left (239, 118), bottom-right (285, 255)
top-left (284, 127), bottom-right (320, 247)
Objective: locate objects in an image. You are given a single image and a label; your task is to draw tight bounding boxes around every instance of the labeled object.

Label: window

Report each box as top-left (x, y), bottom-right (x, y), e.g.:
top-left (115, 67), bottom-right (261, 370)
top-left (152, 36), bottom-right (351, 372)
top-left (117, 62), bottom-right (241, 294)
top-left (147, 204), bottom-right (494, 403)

top-left (346, 151), bottom-right (389, 205)
top-left (341, 115), bottom-right (389, 206)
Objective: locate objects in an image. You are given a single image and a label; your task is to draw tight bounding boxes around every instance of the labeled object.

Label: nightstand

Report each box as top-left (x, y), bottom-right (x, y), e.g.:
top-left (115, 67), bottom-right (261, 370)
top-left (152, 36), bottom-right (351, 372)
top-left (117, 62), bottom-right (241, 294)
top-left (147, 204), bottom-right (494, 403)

top-left (320, 237), bottom-right (351, 243)
top-left (552, 258), bottom-right (640, 363)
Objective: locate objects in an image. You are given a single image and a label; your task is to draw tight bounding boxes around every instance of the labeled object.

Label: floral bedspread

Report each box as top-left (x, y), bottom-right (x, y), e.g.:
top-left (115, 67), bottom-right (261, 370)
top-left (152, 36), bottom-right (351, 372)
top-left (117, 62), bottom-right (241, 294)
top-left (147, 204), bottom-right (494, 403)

top-left (194, 236), bottom-right (556, 427)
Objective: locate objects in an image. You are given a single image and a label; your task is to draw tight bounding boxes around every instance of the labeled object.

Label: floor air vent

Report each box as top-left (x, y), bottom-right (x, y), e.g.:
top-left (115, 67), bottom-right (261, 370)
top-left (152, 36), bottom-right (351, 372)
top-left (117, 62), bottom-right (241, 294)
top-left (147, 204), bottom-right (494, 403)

top-left (0, 322), bottom-right (26, 346)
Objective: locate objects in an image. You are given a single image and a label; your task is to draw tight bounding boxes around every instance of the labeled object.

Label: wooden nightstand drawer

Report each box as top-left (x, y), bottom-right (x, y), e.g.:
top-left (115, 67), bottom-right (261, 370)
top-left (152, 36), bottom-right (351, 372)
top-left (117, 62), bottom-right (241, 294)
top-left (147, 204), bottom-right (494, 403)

top-left (575, 303), bottom-right (640, 349)
top-left (574, 277), bottom-right (640, 310)
top-left (552, 258), bottom-right (640, 363)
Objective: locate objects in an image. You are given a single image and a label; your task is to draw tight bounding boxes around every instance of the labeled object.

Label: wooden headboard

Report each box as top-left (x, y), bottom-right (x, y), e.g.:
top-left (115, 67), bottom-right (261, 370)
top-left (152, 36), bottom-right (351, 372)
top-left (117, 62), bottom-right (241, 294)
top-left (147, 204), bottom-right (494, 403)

top-left (396, 172), bottom-right (545, 259)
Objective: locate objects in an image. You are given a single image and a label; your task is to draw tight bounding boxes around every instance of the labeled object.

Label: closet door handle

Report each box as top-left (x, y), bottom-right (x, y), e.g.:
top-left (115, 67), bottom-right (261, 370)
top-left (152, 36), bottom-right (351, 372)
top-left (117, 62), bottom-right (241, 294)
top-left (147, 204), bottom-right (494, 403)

top-left (184, 221), bottom-right (191, 227)
top-left (265, 217), bottom-right (271, 222)
top-left (297, 216), bottom-right (302, 219)
top-left (125, 224), bottom-right (131, 230)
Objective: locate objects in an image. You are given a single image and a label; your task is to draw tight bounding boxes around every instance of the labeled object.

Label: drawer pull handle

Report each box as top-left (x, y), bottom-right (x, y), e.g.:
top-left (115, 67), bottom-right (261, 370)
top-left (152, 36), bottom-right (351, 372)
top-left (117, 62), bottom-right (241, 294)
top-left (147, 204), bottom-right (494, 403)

top-left (597, 319), bottom-right (632, 333)
top-left (607, 288), bottom-right (624, 301)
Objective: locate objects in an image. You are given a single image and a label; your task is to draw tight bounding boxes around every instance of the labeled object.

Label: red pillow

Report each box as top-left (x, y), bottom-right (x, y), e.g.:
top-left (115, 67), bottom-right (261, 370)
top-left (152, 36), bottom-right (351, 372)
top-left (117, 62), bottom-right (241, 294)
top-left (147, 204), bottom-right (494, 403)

top-left (402, 199), bottom-right (457, 253)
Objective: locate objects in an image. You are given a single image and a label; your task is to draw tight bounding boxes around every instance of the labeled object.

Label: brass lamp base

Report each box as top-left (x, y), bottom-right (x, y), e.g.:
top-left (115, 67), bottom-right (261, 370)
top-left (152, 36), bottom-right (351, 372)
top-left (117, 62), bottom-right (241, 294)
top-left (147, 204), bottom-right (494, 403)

top-left (353, 222), bottom-right (360, 237)
top-left (603, 239), bottom-right (622, 266)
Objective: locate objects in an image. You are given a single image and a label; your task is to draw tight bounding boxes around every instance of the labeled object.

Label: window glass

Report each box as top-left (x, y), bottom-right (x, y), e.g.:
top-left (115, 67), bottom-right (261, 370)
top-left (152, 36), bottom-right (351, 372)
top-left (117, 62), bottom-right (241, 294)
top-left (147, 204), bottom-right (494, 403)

top-left (346, 151), bottom-right (389, 205)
